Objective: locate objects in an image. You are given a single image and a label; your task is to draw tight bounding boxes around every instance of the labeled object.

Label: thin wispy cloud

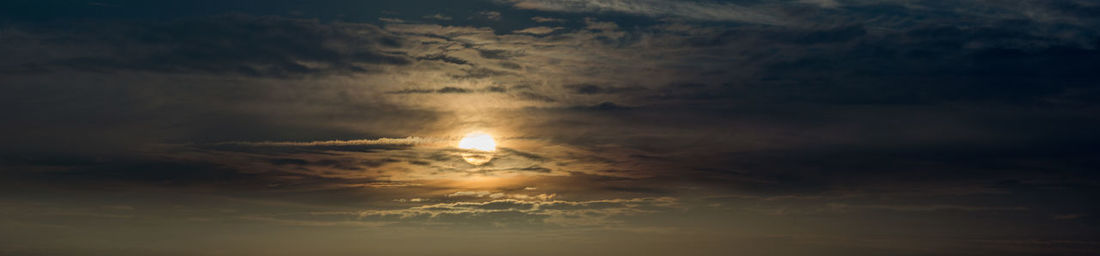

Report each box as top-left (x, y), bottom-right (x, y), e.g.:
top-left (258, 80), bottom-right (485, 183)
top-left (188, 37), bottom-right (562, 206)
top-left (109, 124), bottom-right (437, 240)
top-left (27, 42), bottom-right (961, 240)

top-left (211, 137), bottom-right (444, 147)
top-left (502, 0), bottom-right (788, 25)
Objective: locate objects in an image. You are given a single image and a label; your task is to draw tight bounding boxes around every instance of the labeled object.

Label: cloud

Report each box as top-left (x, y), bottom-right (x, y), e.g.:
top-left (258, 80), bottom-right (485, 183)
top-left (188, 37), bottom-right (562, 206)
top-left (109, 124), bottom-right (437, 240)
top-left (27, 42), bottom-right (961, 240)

top-left (394, 198), bottom-right (427, 203)
top-left (584, 18), bottom-right (619, 31)
top-left (378, 17), bottom-right (406, 23)
top-left (416, 54), bottom-right (470, 65)
top-left (388, 87), bottom-right (474, 94)
top-left (575, 101), bottom-right (632, 111)
top-left (478, 11), bottom-right (502, 21)
top-left (826, 203), bottom-right (1029, 213)
top-left (347, 197), bottom-right (677, 227)
top-left (513, 26), bottom-right (564, 35)
top-left (211, 137), bottom-right (441, 147)
top-left (446, 191), bottom-right (556, 200)
top-left (2, 15), bottom-right (411, 77)
top-left (437, 87), bottom-right (473, 93)
top-left (477, 49), bottom-right (523, 60)
top-left (515, 92), bottom-right (557, 102)
top-left (387, 86), bottom-right (516, 94)
top-left (798, 0), bottom-right (840, 8)
top-left (497, 148), bottom-right (549, 162)
top-left (502, 0), bottom-right (787, 24)
top-left (447, 191), bottom-right (493, 197)
top-left (565, 84), bottom-right (643, 94)
top-left (531, 16), bottom-right (567, 23)
top-left (423, 13), bottom-right (453, 21)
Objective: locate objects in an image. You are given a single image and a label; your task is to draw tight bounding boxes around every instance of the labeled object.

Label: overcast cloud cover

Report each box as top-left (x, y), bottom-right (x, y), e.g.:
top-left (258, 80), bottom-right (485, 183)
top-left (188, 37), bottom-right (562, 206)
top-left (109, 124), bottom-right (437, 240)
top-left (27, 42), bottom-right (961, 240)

top-left (2, 0), bottom-right (1100, 255)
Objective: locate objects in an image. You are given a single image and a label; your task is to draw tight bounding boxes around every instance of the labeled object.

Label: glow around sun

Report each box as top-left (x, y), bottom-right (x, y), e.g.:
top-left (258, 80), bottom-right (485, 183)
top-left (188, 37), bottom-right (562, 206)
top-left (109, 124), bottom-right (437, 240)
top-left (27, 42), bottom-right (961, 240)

top-left (457, 132), bottom-right (496, 165)
top-left (458, 132), bottom-right (496, 152)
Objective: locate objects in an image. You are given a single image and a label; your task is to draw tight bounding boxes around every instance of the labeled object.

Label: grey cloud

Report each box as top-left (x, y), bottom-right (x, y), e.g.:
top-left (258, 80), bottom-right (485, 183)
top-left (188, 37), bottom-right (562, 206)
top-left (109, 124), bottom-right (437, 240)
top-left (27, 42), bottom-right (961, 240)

top-left (347, 197), bottom-right (677, 227)
top-left (516, 92), bottom-right (557, 102)
top-left (503, 0), bottom-right (787, 24)
top-left (505, 0), bottom-right (1100, 29)
top-left (510, 166), bottom-right (553, 173)
top-left (498, 148), bottom-right (549, 162)
top-left (798, 0), bottom-right (840, 8)
top-left (478, 11), bottom-right (503, 21)
top-left (531, 16), bottom-right (567, 23)
top-left (577, 102), bottom-right (632, 111)
top-left (498, 61), bottom-right (523, 69)
top-left (827, 203), bottom-right (1029, 212)
top-left (416, 54), bottom-right (470, 65)
top-left (192, 137), bottom-right (431, 155)
top-left (452, 67), bottom-right (513, 79)
top-left (388, 87), bottom-right (506, 94)
top-left (211, 137), bottom-right (437, 147)
top-left (477, 49), bottom-right (522, 60)
top-left (514, 26), bottom-right (564, 35)
top-left (1, 15), bottom-right (411, 77)
top-left (379, 17), bottom-right (406, 23)
top-left (423, 14), bottom-right (453, 21)
top-left (0, 73), bottom-right (442, 156)
top-left (565, 84), bottom-right (644, 94)
top-left (387, 89), bottom-right (436, 94)
top-left (437, 87), bottom-right (473, 93)
top-left (584, 18), bottom-right (619, 31)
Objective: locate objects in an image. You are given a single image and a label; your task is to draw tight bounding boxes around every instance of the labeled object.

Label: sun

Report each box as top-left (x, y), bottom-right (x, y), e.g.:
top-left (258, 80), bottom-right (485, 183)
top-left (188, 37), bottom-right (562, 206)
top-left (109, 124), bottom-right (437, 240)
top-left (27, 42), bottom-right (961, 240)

top-left (458, 132), bottom-right (496, 165)
top-left (458, 132), bottom-right (496, 152)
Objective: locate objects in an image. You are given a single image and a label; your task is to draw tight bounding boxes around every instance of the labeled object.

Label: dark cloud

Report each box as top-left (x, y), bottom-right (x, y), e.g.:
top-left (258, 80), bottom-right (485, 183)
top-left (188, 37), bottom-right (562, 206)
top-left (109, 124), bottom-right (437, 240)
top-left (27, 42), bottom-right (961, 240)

top-left (564, 84), bottom-right (643, 94)
top-left (452, 67), bottom-right (512, 79)
top-left (516, 91), bottom-right (557, 102)
top-left (422, 14), bottom-right (452, 21)
top-left (497, 61), bottom-right (523, 70)
top-left (387, 87), bottom-right (484, 94)
top-left (436, 87), bottom-right (472, 93)
top-left (4, 155), bottom-right (273, 190)
top-left (345, 197), bottom-right (677, 228)
top-left (478, 11), bottom-right (502, 21)
top-left (638, 23), bottom-right (1100, 105)
top-left (477, 49), bottom-right (520, 60)
top-left (498, 148), bottom-right (548, 162)
top-left (510, 166), bottom-right (552, 173)
top-left (416, 54), bottom-right (470, 65)
top-left (198, 142), bottom-right (414, 154)
top-left (2, 15), bottom-right (411, 77)
top-left (531, 16), bottom-right (567, 23)
top-left (579, 102), bottom-right (632, 111)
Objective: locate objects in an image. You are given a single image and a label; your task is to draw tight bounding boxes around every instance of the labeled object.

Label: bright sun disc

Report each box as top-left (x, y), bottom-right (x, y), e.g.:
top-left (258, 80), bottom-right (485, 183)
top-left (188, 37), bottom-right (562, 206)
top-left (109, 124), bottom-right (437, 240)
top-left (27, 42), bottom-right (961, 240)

top-left (458, 132), bottom-right (496, 152)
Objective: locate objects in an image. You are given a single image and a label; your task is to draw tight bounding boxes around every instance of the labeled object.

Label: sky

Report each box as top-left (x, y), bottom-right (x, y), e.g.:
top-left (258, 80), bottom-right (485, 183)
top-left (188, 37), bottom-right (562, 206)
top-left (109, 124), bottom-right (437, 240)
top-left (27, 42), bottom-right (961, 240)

top-left (1, 0), bottom-right (1099, 255)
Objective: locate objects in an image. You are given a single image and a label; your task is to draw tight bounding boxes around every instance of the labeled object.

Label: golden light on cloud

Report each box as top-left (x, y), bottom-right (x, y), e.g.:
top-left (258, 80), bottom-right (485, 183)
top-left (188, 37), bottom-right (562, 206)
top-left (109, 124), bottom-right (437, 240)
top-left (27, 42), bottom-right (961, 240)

top-left (458, 132), bottom-right (496, 165)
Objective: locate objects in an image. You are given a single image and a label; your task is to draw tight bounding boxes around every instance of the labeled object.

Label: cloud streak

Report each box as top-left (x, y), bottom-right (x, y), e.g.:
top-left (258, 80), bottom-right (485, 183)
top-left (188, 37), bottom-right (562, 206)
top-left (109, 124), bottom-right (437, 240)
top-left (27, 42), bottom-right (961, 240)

top-left (346, 197), bottom-right (677, 227)
top-left (211, 137), bottom-right (442, 147)
top-left (503, 0), bottom-right (788, 24)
